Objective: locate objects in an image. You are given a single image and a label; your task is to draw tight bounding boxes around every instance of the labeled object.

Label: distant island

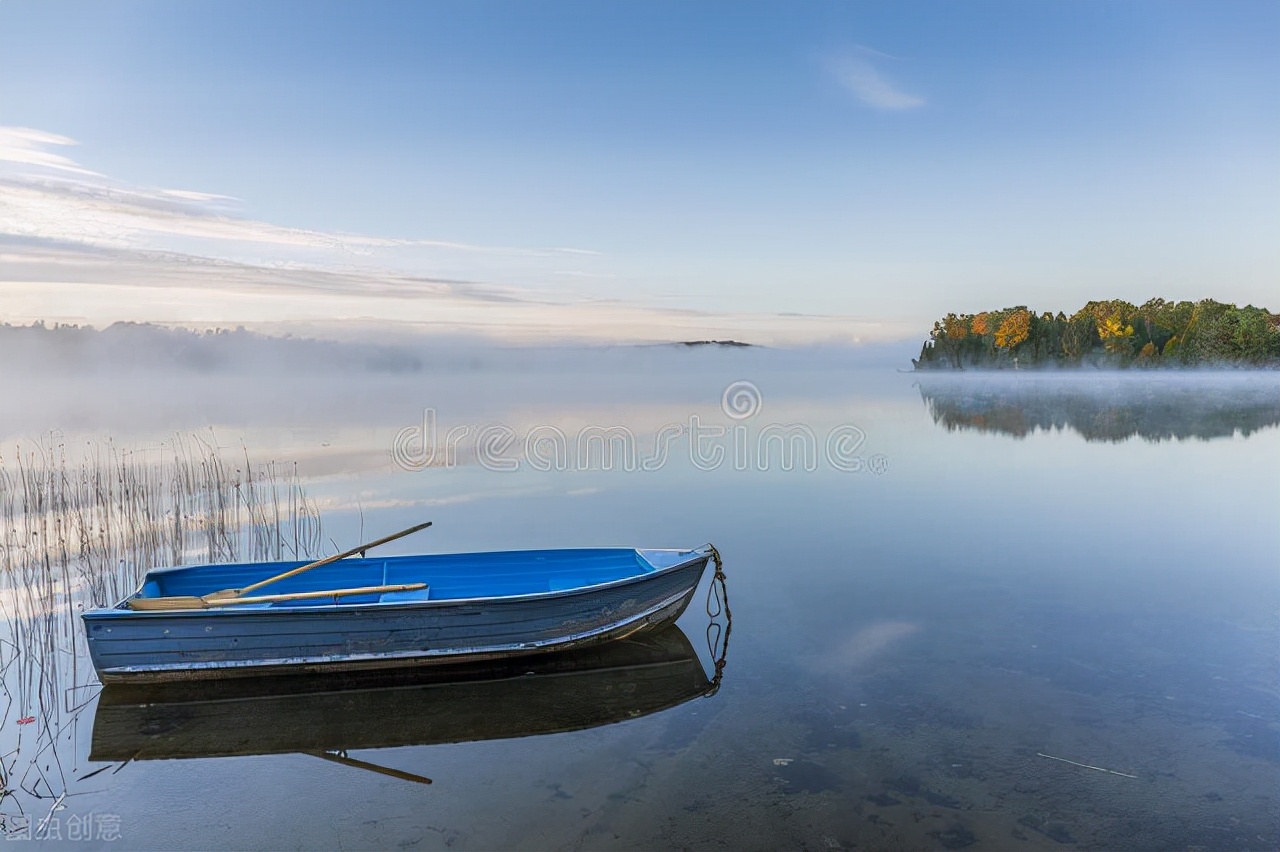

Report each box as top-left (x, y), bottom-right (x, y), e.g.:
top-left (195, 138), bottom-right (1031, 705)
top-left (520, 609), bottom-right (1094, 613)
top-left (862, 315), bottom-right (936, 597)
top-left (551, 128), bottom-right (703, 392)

top-left (677, 340), bottom-right (754, 348)
top-left (0, 322), bottom-right (761, 373)
top-left (913, 299), bottom-right (1280, 370)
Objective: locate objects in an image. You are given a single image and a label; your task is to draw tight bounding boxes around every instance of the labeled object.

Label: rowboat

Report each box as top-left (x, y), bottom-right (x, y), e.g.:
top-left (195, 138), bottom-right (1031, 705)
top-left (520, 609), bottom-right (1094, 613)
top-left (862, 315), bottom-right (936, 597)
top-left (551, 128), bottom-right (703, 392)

top-left (81, 526), bottom-right (722, 683)
top-left (90, 624), bottom-right (717, 781)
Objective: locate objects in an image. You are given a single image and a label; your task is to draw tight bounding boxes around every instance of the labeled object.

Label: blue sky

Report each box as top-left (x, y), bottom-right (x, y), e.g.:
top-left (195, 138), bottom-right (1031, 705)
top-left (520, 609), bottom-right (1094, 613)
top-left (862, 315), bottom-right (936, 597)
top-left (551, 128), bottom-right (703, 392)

top-left (0, 1), bottom-right (1276, 342)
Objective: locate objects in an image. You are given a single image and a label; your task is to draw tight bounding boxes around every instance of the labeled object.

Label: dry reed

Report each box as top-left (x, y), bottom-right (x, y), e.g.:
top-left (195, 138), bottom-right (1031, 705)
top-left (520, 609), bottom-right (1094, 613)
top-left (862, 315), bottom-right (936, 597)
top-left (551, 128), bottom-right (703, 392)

top-left (0, 432), bottom-right (322, 835)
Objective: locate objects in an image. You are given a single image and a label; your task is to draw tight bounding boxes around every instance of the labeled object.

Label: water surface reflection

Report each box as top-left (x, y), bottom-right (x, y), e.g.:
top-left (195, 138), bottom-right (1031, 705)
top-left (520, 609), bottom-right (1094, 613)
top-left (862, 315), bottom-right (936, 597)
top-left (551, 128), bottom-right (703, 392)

top-left (918, 374), bottom-right (1280, 441)
top-left (1, 361), bottom-right (1276, 850)
top-left (91, 625), bottom-right (719, 765)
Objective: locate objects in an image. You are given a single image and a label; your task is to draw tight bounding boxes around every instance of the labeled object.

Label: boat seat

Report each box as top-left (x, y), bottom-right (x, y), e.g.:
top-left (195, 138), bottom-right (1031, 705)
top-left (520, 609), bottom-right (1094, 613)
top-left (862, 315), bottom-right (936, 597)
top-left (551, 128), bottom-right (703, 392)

top-left (547, 572), bottom-right (629, 592)
top-left (268, 595), bottom-right (380, 608)
top-left (264, 586), bottom-right (431, 607)
top-left (378, 587), bottom-right (432, 603)
top-left (426, 579), bottom-right (549, 599)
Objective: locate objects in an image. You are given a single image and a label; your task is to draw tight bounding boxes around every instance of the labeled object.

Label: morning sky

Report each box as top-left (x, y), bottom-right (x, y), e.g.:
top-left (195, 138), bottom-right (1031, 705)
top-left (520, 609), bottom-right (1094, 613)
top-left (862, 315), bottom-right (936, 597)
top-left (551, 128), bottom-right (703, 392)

top-left (1, 1), bottom-right (1276, 343)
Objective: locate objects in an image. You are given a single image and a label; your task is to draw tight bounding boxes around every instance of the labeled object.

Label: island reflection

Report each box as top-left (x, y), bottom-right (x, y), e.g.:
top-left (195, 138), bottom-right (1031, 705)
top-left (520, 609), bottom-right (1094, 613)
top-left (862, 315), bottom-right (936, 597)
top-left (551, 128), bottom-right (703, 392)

top-left (918, 375), bottom-right (1280, 442)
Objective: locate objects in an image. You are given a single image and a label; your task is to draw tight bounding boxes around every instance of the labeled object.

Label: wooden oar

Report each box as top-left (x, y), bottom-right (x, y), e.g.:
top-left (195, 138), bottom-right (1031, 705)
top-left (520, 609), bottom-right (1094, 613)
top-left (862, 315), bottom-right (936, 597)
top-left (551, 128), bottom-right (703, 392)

top-left (126, 521), bottom-right (433, 611)
top-left (126, 581), bottom-right (428, 611)
top-left (188, 583), bottom-right (426, 609)
top-left (309, 750), bottom-right (433, 785)
top-left (227, 521), bottom-right (433, 599)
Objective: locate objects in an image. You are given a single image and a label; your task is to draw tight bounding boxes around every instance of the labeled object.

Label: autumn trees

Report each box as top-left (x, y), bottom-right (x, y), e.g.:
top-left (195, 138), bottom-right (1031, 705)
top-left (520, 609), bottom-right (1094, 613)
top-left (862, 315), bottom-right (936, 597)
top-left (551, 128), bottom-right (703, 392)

top-left (914, 299), bottom-right (1280, 369)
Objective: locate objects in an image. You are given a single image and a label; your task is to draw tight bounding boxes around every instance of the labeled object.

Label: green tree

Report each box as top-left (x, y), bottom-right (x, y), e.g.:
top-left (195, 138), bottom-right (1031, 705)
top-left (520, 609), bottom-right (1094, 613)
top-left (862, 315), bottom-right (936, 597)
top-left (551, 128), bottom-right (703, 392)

top-left (916, 299), bottom-right (1279, 369)
top-left (1227, 305), bottom-right (1280, 364)
top-left (1061, 316), bottom-right (1097, 362)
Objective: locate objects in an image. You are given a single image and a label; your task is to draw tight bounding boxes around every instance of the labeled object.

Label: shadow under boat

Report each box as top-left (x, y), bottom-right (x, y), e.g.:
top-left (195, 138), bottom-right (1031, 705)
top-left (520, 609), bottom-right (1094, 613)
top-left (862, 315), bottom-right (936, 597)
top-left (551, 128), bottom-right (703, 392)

top-left (91, 624), bottom-right (716, 772)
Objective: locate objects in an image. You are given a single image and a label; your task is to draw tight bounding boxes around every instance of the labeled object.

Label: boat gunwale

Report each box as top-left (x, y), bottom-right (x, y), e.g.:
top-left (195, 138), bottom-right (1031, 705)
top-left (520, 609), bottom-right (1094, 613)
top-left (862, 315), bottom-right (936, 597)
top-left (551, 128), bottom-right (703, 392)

top-left (84, 546), bottom-right (712, 619)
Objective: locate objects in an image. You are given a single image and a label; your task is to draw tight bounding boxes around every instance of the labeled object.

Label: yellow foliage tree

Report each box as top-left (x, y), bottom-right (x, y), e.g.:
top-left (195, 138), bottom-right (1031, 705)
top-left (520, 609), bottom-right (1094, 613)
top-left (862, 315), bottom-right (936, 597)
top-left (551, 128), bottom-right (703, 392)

top-left (1098, 313), bottom-right (1136, 356)
top-left (1098, 314), bottom-right (1135, 340)
top-left (994, 309), bottom-right (1031, 349)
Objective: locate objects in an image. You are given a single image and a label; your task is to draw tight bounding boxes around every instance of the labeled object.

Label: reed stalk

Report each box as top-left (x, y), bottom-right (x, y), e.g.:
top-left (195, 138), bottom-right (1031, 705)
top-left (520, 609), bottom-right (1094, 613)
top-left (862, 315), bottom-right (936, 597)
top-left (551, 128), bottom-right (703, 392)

top-left (0, 433), bottom-right (322, 828)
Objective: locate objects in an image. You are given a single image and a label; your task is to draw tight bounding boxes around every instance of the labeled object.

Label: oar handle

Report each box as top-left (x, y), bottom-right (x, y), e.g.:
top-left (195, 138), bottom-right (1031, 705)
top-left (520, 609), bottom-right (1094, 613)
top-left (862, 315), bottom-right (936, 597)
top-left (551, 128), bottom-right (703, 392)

top-left (237, 521), bottom-right (433, 597)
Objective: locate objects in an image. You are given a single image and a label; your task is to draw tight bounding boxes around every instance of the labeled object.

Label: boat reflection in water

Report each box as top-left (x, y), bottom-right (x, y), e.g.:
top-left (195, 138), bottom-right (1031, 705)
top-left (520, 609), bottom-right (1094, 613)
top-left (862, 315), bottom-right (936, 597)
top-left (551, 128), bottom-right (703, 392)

top-left (91, 622), bottom-right (726, 783)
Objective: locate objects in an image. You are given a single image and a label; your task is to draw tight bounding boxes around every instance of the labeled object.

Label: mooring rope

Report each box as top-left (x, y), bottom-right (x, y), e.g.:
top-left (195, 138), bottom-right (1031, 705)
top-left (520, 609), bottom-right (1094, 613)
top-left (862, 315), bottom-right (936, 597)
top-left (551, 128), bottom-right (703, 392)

top-left (701, 544), bottom-right (732, 695)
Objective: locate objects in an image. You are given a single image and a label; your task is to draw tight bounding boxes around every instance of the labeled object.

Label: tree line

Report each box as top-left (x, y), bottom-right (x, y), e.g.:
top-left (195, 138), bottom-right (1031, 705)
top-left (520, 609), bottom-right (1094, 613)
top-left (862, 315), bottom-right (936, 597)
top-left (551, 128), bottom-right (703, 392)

top-left (913, 299), bottom-right (1280, 369)
top-left (0, 320), bottom-right (425, 373)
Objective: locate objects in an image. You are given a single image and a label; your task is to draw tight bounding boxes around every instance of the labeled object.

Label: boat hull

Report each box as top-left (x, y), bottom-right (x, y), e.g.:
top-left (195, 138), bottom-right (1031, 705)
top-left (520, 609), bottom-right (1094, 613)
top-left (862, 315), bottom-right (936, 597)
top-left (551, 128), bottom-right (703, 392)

top-left (83, 549), bottom-right (712, 682)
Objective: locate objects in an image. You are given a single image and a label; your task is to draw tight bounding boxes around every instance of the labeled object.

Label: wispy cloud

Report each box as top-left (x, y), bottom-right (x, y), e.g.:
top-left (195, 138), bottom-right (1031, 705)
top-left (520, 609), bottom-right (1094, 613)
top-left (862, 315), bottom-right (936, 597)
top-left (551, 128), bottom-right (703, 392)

top-left (0, 127), bottom-right (102, 177)
top-left (0, 126), bottom-right (602, 264)
top-left (0, 125), bottom-right (908, 345)
top-left (550, 247), bottom-right (603, 257)
top-left (827, 51), bottom-right (924, 111)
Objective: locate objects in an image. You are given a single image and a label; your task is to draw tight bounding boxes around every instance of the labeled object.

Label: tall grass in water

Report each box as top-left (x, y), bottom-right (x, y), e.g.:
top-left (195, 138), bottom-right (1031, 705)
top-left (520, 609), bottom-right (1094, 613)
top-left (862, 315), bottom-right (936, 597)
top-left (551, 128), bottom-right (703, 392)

top-left (0, 433), bottom-right (322, 834)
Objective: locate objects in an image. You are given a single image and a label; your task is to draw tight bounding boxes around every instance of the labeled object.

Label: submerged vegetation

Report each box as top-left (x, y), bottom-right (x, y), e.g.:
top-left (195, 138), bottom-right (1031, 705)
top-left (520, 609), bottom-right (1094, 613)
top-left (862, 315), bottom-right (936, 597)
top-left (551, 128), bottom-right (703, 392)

top-left (913, 299), bottom-right (1280, 370)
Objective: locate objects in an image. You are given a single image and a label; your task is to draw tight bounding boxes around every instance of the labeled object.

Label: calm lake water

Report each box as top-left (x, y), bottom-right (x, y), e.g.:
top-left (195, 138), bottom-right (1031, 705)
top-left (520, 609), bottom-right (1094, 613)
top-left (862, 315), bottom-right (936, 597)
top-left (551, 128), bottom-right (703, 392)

top-left (2, 352), bottom-right (1277, 851)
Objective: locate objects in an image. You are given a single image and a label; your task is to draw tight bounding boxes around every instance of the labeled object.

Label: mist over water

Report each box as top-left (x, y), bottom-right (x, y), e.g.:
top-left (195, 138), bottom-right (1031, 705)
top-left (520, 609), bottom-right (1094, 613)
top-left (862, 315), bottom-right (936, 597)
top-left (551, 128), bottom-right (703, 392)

top-left (1, 342), bottom-right (1276, 850)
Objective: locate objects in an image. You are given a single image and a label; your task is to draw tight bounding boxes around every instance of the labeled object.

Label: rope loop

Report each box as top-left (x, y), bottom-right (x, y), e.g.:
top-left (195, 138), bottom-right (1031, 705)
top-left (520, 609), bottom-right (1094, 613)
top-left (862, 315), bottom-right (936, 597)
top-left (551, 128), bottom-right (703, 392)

top-left (699, 543), bottom-right (731, 695)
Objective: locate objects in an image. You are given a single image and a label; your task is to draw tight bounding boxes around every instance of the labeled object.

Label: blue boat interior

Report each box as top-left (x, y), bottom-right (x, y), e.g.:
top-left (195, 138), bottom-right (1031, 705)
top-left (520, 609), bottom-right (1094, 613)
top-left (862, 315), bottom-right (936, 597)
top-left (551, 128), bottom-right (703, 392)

top-left (128, 548), bottom-right (701, 609)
